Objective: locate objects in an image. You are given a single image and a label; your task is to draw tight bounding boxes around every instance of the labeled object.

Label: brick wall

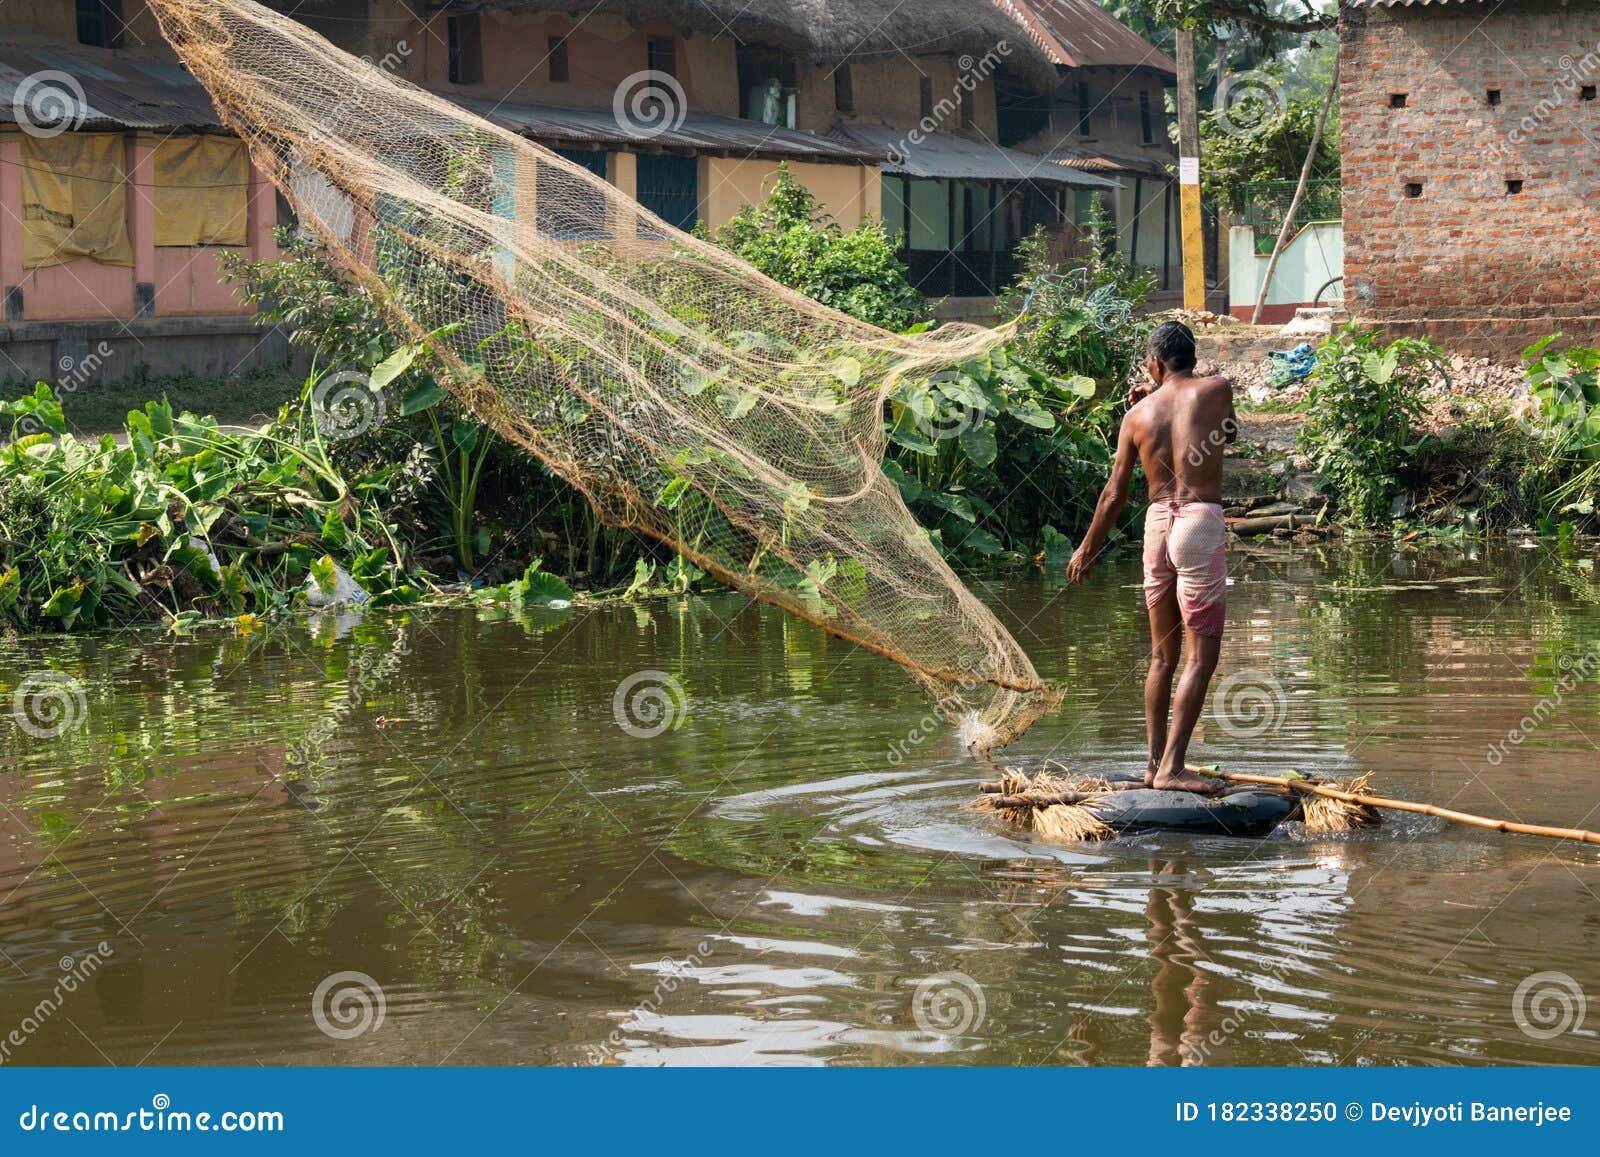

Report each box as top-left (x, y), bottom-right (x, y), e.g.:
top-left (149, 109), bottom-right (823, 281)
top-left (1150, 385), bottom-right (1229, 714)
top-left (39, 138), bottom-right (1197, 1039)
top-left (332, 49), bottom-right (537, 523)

top-left (1340, 0), bottom-right (1600, 359)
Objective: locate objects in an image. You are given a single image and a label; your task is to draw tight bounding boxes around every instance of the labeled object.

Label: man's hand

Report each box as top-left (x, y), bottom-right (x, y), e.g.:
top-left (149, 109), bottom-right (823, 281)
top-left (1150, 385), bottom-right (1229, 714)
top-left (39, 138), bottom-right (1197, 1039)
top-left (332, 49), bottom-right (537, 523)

top-left (1066, 544), bottom-right (1095, 585)
top-left (1127, 378), bottom-right (1157, 406)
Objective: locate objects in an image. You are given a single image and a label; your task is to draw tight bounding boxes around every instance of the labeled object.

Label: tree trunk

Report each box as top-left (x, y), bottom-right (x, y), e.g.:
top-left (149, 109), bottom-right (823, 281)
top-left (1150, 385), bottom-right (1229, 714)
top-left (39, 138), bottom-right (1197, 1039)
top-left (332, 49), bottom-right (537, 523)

top-left (1251, 55), bottom-right (1340, 325)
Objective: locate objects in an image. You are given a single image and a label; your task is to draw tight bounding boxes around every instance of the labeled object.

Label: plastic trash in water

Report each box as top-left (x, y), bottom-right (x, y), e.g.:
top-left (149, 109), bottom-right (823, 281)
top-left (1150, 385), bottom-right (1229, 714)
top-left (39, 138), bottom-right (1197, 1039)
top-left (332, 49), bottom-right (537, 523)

top-left (304, 561), bottom-right (371, 608)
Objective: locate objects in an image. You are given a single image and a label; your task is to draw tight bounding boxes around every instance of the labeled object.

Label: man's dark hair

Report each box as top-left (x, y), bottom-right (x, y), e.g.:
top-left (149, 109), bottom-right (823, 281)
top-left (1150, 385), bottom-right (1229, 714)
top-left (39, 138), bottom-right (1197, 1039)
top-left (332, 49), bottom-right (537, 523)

top-left (1147, 321), bottom-right (1197, 373)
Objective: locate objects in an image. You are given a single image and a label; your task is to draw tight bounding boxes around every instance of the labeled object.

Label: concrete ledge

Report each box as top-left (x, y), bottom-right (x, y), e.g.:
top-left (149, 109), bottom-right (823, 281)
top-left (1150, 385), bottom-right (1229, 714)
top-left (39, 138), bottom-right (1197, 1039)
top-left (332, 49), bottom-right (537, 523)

top-left (0, 316), bottom-right (297, 385)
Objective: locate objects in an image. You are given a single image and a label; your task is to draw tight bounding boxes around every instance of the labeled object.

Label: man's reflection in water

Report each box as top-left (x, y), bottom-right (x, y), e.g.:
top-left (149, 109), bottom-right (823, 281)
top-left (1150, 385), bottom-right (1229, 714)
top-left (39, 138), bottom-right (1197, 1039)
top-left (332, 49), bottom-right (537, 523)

top-left (1145, 860), bottom-right (1232, 1066)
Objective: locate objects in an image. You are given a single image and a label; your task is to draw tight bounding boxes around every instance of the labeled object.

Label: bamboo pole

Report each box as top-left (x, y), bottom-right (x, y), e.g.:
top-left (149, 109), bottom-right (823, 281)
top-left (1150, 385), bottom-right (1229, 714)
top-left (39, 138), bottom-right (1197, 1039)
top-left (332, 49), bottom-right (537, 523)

top-left (1197, 770), bottom-right (1600, 846)
top-left (979, 770), bottom-right (1600, 845)
top-left (1250, 55), bottom-right (1340, 324)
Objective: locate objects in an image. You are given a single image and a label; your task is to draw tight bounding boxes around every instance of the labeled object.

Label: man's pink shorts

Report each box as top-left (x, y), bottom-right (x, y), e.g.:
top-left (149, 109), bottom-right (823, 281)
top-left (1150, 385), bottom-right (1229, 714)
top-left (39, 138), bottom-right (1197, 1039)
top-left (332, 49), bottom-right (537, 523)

top-left (1143, 500), bottom-right (1227, 638)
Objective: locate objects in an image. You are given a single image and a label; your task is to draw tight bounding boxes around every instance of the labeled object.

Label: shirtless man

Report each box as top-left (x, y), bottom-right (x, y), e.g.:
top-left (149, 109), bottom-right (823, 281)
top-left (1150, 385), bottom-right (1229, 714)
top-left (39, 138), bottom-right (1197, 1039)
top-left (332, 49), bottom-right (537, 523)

top-left (1066, 321), bottom-right (1237, 795)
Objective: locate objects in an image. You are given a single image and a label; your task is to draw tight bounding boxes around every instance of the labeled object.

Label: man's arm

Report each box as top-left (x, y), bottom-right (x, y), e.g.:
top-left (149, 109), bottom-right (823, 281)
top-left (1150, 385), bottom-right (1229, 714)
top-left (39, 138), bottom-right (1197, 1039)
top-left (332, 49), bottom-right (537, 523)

top-left (1067, 416), bottom-right (1138, 584)
top-left (1223, 380), bottom-right (1239, 444)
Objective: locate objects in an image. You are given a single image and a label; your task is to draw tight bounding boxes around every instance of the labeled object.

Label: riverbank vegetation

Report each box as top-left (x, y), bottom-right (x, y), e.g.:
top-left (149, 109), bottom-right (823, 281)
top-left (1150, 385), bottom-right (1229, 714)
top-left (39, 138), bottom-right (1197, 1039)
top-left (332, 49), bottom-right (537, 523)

top-left (3, 168), bottom-right (1593, 636)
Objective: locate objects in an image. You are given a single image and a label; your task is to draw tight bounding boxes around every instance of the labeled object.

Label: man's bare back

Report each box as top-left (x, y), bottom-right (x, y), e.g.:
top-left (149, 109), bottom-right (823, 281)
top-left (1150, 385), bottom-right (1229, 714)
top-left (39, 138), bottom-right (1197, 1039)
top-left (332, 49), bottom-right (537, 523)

top-left (1066, 322), bottom-right (1236, 795)
top-left (1123, 369), bottom-right (1236, 505)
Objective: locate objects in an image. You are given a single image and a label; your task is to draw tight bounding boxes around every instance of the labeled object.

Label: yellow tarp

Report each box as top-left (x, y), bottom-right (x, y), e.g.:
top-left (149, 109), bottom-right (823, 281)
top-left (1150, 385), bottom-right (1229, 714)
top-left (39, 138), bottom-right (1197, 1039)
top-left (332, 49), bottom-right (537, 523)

top-left (153, 135), bottom-right (251, 247)
top-left (21, 133), bottom-right (133, 268)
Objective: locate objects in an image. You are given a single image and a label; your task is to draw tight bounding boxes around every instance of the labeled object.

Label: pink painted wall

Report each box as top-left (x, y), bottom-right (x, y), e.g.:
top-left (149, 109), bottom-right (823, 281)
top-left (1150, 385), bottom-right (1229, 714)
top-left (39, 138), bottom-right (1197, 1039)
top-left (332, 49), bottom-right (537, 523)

top-left (0, 131), bottom-right (277, 323)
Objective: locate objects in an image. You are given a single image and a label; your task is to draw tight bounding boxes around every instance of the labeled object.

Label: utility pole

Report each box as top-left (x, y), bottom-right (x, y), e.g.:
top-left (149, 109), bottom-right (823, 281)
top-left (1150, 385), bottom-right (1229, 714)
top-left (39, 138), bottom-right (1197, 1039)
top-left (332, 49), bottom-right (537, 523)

top-left (1174, 28), bottom-right (1205, 311)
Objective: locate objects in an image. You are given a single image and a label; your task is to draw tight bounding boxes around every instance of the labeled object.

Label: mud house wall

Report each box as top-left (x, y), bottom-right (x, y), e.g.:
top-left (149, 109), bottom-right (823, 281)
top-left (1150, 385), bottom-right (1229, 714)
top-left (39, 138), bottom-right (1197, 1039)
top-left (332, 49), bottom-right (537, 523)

top-left (393, 5), bottom-right (742, 117)
top-left (1340, 0), bottom-right (1600, 357)
top-left (702, 159), bottom-right (881, 230)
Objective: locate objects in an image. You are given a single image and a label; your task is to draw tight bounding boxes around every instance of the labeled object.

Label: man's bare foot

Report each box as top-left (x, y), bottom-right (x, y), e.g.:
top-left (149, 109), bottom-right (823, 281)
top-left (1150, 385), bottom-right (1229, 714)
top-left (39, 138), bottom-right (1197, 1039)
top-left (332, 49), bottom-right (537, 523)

top-left (1150, 766), bottom-right (1225, 795)
top-left (1143, 759), bottom-right (1159, 788)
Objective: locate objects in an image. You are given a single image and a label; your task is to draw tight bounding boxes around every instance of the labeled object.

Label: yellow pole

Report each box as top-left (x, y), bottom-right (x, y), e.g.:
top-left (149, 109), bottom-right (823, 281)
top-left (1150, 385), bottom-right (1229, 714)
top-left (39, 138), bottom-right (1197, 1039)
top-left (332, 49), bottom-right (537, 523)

top-left (1175, 29), bottom-right (1205, 311)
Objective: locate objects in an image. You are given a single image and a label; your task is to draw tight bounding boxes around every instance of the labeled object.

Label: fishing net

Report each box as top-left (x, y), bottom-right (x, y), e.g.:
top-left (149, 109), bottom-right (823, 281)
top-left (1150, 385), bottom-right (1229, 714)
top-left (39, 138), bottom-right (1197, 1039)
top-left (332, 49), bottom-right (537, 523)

top-left (148, 0), bottom-right (1060, 750)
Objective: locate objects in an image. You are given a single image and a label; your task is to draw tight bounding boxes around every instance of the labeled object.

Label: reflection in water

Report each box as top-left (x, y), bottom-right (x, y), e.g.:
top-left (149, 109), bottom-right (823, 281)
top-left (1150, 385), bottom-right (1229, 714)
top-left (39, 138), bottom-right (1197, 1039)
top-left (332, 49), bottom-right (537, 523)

top-left (0, 543), bottom-right (1598, 1065)
top-left (1145, 862), bottom-right (1231, 1067)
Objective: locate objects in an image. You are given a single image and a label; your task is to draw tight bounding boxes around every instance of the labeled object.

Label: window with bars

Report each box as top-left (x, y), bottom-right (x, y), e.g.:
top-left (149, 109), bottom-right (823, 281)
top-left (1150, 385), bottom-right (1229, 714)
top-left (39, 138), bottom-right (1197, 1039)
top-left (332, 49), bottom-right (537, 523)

top-left (448, 14), bottom-right (483, 85)
top-left (77, 0), bottom-right (123, 48)
top-left (647, 36), bottom-right (677, 79)
top-left (835, 65), bottom-right (854, 114)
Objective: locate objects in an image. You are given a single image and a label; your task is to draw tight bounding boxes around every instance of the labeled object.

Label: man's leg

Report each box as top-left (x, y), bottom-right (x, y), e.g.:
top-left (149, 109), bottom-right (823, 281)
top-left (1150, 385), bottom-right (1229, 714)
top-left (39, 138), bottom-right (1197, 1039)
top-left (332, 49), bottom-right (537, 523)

top-left (1144, 590), bottom-right (1182, 786)
top-left (1152, 628), bottom-right (1223, 793)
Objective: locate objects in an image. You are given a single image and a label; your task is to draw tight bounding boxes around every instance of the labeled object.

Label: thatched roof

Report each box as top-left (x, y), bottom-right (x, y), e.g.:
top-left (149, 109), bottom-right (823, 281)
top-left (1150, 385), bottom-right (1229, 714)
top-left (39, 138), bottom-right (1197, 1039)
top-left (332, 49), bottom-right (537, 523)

top-left (439, 0), bottom-right (1057, 84)
top-left (795, 0), bottom-right (1050, 77)
top-left (432, 1), bottom-right (813, 51)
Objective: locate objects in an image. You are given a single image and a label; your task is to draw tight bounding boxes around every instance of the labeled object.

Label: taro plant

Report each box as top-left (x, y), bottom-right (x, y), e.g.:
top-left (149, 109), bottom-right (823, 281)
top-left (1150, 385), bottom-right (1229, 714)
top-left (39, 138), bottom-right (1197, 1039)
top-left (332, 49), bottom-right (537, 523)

top-left (1296, 326), bottom-right (1442, 527)
top-left (884, 347), bottom-right (1115, 559)
top-left (0, 381), bottom-right (418, 633)
top-left (1522, 336), bottom-right (1600, 523)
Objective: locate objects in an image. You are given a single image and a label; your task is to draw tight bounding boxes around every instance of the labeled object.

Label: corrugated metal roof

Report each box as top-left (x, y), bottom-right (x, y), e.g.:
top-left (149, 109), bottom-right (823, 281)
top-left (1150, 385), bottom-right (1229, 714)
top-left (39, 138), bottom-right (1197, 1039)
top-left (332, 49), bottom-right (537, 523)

top-left (458, 98), bottom-right (884, 162)
top-left (832, 123), bottom-right (1119, 188)
top-left (996, 0), bottom-right (1177, 75)
top-left (0, 48), bottom-right (223, 130)
top-left (1053, 145), bottom-right (1170, 177)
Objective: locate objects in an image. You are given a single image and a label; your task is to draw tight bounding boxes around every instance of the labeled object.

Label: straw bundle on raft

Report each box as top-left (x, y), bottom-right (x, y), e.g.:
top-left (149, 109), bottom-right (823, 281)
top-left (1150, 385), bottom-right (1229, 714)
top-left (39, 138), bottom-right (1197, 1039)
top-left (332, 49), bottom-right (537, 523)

top-left (971, 766), bottom-right (1384, 842)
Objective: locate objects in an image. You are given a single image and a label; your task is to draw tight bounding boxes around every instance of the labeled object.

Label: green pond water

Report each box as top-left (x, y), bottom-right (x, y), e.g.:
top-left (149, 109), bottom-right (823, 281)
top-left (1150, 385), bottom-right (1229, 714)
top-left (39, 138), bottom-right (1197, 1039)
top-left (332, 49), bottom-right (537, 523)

top-left (1, 542), bottom-right (1597, 1066)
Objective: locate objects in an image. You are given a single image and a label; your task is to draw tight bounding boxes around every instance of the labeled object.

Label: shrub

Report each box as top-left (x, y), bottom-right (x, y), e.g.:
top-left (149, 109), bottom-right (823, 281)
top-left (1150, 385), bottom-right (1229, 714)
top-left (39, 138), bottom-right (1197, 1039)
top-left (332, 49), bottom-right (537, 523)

top-left (1296, 327), bottom-right (1441, 527)
top-left (705, 165), bottom-right (928, 331)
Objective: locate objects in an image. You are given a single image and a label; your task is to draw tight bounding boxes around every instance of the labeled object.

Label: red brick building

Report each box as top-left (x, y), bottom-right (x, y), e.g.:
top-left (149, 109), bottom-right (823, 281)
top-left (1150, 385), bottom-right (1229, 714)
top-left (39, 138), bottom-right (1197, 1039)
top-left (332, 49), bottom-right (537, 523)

top-left (1341, 0), bottom-right (1600, 357)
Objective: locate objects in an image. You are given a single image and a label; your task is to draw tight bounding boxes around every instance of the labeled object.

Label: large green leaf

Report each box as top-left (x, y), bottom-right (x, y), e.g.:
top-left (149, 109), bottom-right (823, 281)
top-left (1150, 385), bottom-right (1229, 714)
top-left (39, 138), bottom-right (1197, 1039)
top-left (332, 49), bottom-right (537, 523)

top-left (958, 423), bottom-right (997, 467)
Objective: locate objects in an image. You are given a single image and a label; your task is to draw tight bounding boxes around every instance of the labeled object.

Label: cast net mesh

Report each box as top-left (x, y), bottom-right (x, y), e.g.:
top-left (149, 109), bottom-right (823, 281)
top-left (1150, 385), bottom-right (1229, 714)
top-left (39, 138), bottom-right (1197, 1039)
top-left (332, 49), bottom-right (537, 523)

top-left (148, 0), bottom-right (1059, 750)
